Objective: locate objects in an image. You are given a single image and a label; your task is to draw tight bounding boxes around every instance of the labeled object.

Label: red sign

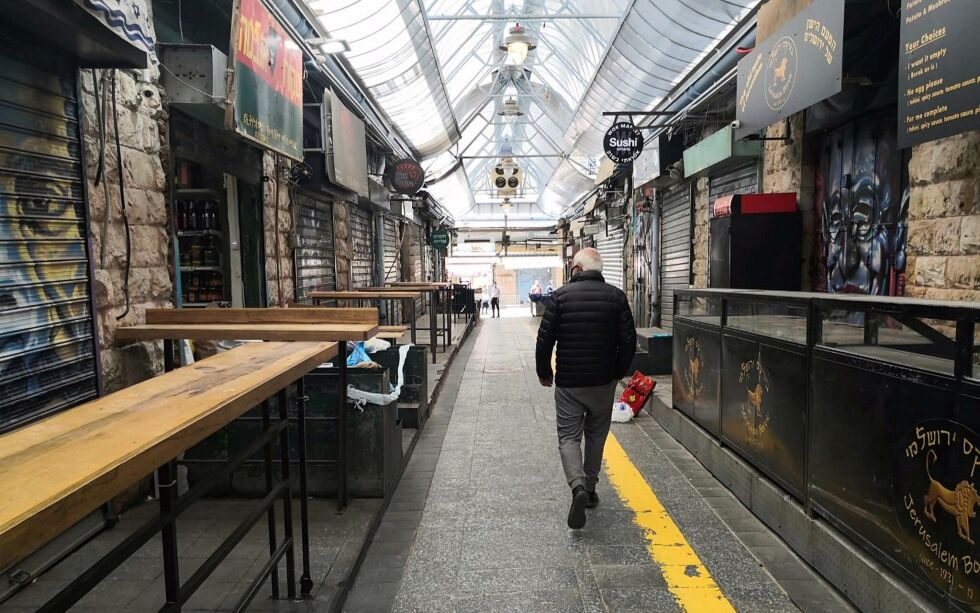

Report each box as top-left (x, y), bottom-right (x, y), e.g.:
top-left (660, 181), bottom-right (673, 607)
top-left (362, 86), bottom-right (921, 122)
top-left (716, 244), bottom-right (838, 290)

top-left (234, 0), bottom-right (302, 107)
top-left (387, 159), bottom-right (425, 195)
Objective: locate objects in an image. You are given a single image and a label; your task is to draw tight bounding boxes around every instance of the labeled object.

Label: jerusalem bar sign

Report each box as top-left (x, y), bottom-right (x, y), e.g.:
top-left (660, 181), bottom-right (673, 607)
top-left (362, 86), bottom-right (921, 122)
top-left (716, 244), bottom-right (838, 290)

top-left (227, 0), bottom-right (304, 160)
top-left (898, 0), bottom-right (980, 149)
top-left (735, 0), bottom-right (844, 139)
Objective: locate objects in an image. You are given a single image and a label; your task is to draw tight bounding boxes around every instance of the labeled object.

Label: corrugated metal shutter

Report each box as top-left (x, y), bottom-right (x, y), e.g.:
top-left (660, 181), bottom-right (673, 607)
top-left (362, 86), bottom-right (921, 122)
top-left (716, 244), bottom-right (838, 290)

top-left (659, 182), bottom-right (692, 330)
top-left (596, 223), bottom-right (625, 290)
top-left (0, 45), bottom-right (98, 432)
top-left (709, 161), bottom-right (760, 202)
top-left (349, 204), bottom-right (373, 288)
top-left (381, 216), bottom-right (400, 283)
top-left (292, 190), bottom-right (335, 302)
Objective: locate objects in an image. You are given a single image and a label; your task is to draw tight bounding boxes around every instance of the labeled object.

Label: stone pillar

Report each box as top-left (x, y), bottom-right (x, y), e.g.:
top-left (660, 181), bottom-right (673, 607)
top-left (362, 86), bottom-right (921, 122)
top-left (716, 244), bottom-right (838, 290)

top-left (82, 67), bottom-right (172, 393)
top-left (333, 200), bottom-right (352, 291)
top-left (692, 177), bottom-right (710, 288)
top-left (905, 130), bottom-right (980, 303)
top-left (262, 153), bottom-right (294, 306)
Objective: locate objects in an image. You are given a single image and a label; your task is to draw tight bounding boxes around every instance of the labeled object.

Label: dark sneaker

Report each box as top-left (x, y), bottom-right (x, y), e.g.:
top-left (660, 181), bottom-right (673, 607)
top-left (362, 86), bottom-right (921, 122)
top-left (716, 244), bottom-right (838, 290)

top-left (586, 491), bottom-right (599, 509)
top-left (568, 486), bottom-right (589, 529)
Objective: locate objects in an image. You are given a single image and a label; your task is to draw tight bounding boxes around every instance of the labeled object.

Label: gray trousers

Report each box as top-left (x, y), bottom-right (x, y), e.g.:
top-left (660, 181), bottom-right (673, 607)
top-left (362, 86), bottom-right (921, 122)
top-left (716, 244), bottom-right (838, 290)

top-left (555, 381), bottom-right (618, 492)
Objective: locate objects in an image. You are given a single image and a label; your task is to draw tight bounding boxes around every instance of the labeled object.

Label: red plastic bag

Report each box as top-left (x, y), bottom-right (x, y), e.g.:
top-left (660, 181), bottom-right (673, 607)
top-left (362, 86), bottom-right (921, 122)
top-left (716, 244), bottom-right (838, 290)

top-left (619, 371), bottom-right (656, 416)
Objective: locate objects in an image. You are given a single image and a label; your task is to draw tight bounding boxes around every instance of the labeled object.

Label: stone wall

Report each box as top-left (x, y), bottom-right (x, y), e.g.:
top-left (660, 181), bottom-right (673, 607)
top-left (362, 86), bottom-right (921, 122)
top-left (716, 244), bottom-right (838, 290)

top-left (905, 130), bottom-right (980, 303)
top-left (333, 200), bottom-right (352, 291)
top-left (692, 177), bottom-right (710, 289)
top-left (82, 67), bottom-right (171, 393)
top-left (760, 113), bottom-right (818, 289)
top-left (262, 153), bottom-right (294, 306)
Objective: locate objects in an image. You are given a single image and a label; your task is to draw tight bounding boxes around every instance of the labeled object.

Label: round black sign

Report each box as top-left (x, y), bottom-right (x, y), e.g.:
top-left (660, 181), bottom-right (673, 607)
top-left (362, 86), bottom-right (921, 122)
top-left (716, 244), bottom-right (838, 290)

top-left (603, 121), bottom-right (644, 164)
top-left (386, 159), bottom-right (425, 195)
top-left (895, 419), bottom-right (980, 603)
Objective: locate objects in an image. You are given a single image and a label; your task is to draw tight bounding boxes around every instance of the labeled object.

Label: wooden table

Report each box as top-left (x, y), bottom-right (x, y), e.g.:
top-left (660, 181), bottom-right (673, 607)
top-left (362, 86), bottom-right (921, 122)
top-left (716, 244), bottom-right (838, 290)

top-left (0, 341), bottom-right (337, 610)
top-left (117, 307), bottom-right (378, 596)
top-left (308, 291), bottom-right (424, 353)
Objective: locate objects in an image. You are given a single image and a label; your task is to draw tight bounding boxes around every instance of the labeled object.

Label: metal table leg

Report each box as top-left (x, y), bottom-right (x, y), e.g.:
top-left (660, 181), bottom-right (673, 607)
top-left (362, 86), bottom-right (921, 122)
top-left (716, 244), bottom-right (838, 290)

top-left (429, 291), bottom-right (438, 363)
top-left (409, 299), bottom-right (417, 345)
top-left (261, 400), bottom-right (280, 599)
top-left (158, 460), bottom-right (180, 611)
top-left (276, 389), bottom-right (297, 599)
top-left (296, 379), bottom-right (313, 596)
top-left (337, 355), bottom-right (348, 512)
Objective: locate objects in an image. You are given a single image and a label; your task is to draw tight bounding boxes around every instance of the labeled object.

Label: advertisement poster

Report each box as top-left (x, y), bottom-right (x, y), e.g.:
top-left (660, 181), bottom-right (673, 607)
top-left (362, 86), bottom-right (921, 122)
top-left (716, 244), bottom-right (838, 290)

top-left (228, 0), bottom-right (304, 160)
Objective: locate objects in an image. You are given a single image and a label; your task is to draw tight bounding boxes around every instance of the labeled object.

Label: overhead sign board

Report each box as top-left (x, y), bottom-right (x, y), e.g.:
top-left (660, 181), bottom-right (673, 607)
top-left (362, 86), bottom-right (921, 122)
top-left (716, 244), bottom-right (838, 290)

top-left (736, 0), bottom-right (844, 139)
top-left (326, 89), bottom-right (369, 197)
top-left (430, 228), bottom-right (451, 251)
top-left (228, 0), bottom-right (304, 161)
top-left (898, 0), bottom-right (980, 148)
top-left (387, 159), bottom-right (425, 195)
top-left (603, 121), bottom-right (644, 164)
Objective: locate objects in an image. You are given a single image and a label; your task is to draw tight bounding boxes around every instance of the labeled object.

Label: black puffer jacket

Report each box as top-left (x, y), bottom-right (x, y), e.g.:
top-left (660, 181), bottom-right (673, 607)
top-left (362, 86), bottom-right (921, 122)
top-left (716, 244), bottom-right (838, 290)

top-left (535, 270), bottom-right (636, 388)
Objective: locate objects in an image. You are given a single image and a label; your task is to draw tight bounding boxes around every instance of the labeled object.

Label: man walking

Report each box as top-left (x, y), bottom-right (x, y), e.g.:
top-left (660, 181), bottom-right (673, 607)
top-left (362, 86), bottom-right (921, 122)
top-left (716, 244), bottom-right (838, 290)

top-left (489, 282), bottom-right (501, 318)
top-left (535, 248), bottom-right (636, 529)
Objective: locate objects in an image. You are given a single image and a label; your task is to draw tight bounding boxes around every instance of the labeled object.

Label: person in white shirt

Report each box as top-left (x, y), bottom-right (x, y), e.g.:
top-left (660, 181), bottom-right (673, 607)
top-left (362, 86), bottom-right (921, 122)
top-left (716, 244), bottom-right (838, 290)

top-left (489, 282), bottom-right (501, 317)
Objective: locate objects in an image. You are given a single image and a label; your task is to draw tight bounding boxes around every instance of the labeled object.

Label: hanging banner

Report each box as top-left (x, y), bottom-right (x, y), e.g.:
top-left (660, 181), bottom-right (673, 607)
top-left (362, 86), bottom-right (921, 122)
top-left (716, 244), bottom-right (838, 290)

top-left (735, 0), bottom-right (844, 139)
top-left (603, 121), bottom-right (644, 164)
top-left (387, 159), bottom-right (426, 195)
top-left (74, 0), bottom-right (157, 63)
top-left (227, 0), bottom-right (304, 161)
top-left (898, 0), bottom-right (980, 149)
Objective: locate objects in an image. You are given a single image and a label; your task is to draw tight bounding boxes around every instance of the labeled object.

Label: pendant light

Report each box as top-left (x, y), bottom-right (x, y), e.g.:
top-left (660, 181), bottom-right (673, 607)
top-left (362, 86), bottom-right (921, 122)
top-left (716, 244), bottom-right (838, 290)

top-left (498, 24), bottom-right (536, 66)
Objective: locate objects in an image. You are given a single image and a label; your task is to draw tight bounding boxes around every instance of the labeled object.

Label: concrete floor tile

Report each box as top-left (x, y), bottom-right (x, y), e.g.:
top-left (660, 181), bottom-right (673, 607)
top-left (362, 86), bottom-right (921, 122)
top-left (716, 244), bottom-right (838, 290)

top-left (598, 587), bottom-right (681, 613)
top-left (453, 588), bottom-right (584, 613)
top-left (591, 564), bottom-right (667, 590)
top-left (456, 566), bottom-right (578, 595)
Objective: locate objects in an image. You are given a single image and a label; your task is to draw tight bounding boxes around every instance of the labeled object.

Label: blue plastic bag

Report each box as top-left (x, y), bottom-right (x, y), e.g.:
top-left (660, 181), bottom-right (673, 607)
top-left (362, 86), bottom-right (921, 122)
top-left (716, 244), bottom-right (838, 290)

top-left (347, 341), bottom-right (372, 367)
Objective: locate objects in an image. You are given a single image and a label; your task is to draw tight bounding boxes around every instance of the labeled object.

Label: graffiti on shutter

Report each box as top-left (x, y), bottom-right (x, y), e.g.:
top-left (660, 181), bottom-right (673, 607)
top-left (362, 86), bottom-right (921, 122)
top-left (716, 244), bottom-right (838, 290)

top-left (0, 45), bottom-right (98, 432)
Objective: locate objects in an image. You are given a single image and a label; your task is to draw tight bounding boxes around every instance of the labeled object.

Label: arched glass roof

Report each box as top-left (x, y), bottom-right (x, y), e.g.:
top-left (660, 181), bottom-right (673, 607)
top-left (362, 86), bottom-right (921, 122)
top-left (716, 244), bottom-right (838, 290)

top-left (307, 0), bottom-right (757, 221)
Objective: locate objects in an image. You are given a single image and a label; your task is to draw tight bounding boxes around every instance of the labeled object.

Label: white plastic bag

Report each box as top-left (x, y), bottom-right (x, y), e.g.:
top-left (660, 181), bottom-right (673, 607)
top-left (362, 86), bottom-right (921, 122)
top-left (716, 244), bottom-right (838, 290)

top-left (611, 401), bottom-right (633, 423)
top-left (364, 338), bottom-right (391, 354)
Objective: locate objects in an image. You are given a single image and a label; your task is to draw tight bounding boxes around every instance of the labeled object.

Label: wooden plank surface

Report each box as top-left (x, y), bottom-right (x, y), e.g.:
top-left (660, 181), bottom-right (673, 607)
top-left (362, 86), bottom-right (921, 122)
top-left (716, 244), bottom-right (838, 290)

top-left (308, 291), bottom-right (421, 300)
top-left (116, 323), bottom-right (378, 342)
top-left (145, 307), bottom-right (378, 326)
top-left (388, 282), bottom-right (452, 287)
top-left (0, 341), bottom-right (338, 571)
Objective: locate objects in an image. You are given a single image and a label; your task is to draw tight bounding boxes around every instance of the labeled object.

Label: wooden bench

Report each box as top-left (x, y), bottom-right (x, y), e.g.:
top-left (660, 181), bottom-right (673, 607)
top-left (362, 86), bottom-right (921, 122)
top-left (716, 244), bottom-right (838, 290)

top-left (377, 325), bottom-right (408, 342)
top-left (0, 341), bottom-right (337, 608)
top-left (117, 308), bottom-right (379, 343)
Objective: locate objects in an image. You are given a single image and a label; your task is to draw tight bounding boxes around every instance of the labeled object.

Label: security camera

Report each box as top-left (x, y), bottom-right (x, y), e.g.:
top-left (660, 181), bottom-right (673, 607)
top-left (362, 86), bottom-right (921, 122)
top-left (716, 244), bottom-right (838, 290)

top-left (731, 120), bottom-right (741, 130)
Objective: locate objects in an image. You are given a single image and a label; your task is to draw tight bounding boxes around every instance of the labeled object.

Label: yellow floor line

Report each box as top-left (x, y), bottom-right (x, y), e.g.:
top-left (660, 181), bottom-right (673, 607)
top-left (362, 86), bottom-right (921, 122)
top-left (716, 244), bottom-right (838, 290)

top-left (603, 433), bottom-right (735, 612)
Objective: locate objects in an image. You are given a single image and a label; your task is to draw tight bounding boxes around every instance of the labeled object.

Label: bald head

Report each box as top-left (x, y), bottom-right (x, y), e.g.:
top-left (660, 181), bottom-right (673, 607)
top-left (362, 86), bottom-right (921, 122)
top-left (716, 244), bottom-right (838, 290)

top-left (572, 247), bottom-right (603, 273)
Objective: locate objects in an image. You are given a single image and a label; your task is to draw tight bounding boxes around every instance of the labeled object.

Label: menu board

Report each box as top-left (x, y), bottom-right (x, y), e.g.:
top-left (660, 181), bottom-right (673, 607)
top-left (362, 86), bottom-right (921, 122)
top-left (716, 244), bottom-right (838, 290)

top-left (899, 0), bottom-right (980, 148)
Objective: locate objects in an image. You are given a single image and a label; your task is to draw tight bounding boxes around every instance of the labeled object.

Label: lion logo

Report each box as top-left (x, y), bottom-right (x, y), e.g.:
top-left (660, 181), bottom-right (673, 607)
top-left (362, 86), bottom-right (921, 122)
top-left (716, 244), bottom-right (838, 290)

top-left (739, 356), bottom-right (771, 448)
top-left (683, 337), bottom-right (704, 401)
top-left (923, 449), bottom-right (980, 545)
top-left (764, 36), bottom-right (798, 111)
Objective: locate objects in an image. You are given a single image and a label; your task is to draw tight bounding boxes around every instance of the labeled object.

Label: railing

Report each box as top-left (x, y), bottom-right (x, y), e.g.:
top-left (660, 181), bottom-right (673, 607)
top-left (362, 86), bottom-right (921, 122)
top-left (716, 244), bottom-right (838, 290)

top-left (672, 289), bottom-right (980, 610)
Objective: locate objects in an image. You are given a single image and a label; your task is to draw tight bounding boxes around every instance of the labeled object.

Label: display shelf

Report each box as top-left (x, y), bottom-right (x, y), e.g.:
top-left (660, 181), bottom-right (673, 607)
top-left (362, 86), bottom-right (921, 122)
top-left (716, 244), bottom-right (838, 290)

top-left (180, 266), bottom-right (222, 273)
top-left (175, 188), bottom-right (221, 198)
top-left (177, 229), bottom-right (223, 238)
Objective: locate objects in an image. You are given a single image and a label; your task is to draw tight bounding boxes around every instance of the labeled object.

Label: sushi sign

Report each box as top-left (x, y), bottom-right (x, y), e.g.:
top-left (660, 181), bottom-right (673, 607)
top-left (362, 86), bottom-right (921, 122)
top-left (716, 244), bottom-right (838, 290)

top-left (603, 121), bottom-right (644, 164)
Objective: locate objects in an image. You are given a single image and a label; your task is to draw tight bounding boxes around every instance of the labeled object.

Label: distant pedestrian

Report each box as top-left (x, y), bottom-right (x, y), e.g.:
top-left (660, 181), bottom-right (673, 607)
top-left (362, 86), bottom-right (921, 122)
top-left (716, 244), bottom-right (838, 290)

top-left (535, 248), bottom-right (636, 529)
top-left (489, 282), bottom-right (501, 317)
top-left (481, 290), bottom-right (490, 314)
top-left (546, 280), bottom-right (554, 294)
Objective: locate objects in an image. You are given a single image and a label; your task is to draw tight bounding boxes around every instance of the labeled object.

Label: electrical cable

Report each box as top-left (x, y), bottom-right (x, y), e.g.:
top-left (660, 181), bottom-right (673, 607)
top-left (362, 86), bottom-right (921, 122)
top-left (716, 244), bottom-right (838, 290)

top-left (158, 63), bottom-right (219, 101)
top-left (110, 70), bottom-right (132, 321)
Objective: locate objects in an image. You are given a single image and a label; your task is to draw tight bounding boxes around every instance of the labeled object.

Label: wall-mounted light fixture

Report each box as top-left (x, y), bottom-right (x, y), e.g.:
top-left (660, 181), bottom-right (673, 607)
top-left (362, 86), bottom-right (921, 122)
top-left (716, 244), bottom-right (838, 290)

top-left (308, 37), bottom-right (350, 55)
top-left (497, 97), bottom-right (524, 117)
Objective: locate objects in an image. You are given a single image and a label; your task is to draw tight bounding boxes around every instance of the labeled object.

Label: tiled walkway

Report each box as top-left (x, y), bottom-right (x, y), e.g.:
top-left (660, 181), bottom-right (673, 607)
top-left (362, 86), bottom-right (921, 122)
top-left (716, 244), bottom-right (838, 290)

top-left (347, 310), bottom-right (853, 613)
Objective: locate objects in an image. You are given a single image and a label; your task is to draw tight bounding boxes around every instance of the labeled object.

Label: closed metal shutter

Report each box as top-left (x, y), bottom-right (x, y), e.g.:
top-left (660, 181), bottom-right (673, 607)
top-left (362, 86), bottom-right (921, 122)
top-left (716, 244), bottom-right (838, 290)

top-left (0, 45), bottom-right (98, 432)
top-left (381, 216), bottom-right (400, 283)
top-left (709, 161), bottom-right (759, 202)
top-left (596, 223), bottom-right (625, 290)
top-left (349, 204), bottom-right (373, 288)
top-left (292, 190), bottom-right (335, 302)
top-left (659, 182), bottom-right (692, 330)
